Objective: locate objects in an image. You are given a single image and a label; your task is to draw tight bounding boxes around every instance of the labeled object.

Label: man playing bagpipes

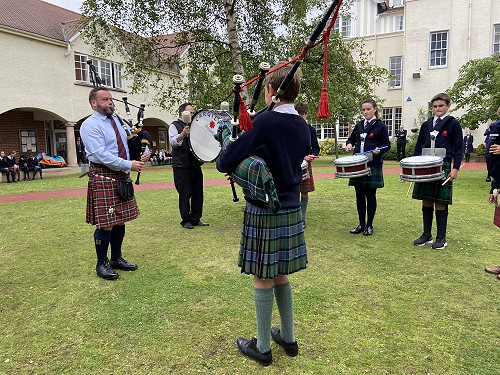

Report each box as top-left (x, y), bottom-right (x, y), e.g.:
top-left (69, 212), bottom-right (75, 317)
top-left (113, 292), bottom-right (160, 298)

top-left (80, 87), bottom-right (149, 280)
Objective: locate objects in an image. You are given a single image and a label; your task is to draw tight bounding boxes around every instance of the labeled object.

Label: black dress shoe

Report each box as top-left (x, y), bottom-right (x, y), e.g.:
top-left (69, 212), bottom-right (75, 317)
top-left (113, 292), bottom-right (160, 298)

top-left (271, 327), bottom-right (298, 357)
top-left (96, 264), bottom-right (119, 280)
top-left (350, 225), bottom-right (365, 234)
top-left (182, 222), bottom-right (194, 229)
top-left (363, 226), bottom-right (373, 236)
top-left (109, 257), bottom-right (138, 271)
top-left (192, 221), bottom-right (209, 226)
top-left (236, 337), bottom-right (272, 366)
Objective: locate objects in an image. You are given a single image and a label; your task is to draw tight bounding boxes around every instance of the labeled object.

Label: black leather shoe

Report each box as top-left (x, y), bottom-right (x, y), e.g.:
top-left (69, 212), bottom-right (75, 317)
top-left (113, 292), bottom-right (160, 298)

top-left (363, 226), bottom-right (373, 236)
top-left (182, 222), bottom-right (194, 229)
top-left (236, 337), bottom-right (272, 366)
top-left (271, 327), bottom-right (298, 357)
top-left (109, 257), bottom-right (138, 271)
top-left (350, 225), bottom-right (365, 234)
top-left (193, 221), bottom-right (209, 226)
top-left (96, 264), bottom-right (119, 280)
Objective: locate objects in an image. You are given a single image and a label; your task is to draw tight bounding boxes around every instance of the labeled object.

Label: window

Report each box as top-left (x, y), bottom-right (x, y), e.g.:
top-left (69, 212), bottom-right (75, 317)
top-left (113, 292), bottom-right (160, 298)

top-left (396, 15), bottom-right (404, 31)
top-left (338, 121), bottom-right (349, 139)
top-left (312, 121), bottom-right (336, 140)
top-left (494, 24), bottom-right (500, 54)
top-left (382, 107), bottom-right (402, 137)
top-left (389, 56), bottom-right (403, 88)
top-left (392, 0), bottom-right (403, 6)
top-left (74, 53), bottom-right (123, 89)
top-left (334, 17), bottom-right (352, 38)
top-left (429, 31), bottom-right (448, 68)
top-left (74, 54), bottom-right (87, 82)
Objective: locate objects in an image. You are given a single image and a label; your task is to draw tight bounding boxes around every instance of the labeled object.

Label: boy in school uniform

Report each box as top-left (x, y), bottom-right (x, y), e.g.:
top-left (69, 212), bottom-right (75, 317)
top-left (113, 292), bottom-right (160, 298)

top-left (412, 93), bottom-right (463, 250)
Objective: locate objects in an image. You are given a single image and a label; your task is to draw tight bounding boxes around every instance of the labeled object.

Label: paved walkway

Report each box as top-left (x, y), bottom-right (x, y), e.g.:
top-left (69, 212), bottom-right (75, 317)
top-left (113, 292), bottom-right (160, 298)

top-left (0, 161), bottom-right (486, 204)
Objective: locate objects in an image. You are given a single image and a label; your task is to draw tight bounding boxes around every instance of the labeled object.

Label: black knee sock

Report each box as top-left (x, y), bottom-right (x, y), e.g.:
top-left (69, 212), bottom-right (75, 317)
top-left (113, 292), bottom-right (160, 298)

top-left (110, 225), bottom-right (125, 261)
top-left (435, 207), bottom-right (448, 239)
top-left (354, 186), bottom-right (366, 227)
top-left (94, 229), bottom-right (112, 267)
top-left (365, 188), bottom-right (377, 227)
top-left (422, 206), bottom-right (434, 236)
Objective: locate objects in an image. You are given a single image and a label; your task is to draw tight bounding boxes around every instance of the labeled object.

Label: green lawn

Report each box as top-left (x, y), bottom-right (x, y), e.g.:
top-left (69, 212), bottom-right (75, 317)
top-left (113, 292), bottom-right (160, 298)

top-left (0, 167), bottom-right (498, 374)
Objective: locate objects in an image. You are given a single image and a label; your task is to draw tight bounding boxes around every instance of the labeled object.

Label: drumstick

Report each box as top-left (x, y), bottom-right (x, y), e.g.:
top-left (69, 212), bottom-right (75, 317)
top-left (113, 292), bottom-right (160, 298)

top-left (441, 162), bottom-right (465, 186)
top-left (355, 145), bottom-right (389, 156)
top-left (406, 182), bottom-right (413, 197)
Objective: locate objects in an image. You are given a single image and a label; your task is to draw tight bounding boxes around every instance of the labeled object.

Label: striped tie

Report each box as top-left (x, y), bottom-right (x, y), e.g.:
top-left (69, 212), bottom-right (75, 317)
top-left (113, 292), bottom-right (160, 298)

top-left (434, 117), bottom-right (441, 130)
top-left (108, 115), bottom-right (128, 159)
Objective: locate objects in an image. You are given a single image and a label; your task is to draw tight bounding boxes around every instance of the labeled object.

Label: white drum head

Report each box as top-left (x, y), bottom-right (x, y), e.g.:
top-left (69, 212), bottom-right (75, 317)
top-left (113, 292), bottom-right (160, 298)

top-left (189, 110), bottom-right (229, 162)
top-left (334, 154), bottom-right (369, 166)
top-left (400, 155), bottom-right (443, 167)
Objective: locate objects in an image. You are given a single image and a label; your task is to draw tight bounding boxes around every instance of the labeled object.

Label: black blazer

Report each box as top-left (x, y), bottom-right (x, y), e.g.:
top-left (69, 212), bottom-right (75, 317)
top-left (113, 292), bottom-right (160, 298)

top-left (346, 118), bottom-right (391, 168)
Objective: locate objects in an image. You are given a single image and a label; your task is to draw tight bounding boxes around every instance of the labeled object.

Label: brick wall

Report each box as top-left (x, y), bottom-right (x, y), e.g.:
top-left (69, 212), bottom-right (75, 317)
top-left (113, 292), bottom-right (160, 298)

top-left (0, 110), bottom-right (46, 157)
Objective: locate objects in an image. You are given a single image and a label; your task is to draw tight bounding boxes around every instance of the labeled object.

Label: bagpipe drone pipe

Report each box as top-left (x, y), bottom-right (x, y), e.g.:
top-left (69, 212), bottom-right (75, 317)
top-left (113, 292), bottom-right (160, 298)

top-left (213, 0), bottom-right (343, 206)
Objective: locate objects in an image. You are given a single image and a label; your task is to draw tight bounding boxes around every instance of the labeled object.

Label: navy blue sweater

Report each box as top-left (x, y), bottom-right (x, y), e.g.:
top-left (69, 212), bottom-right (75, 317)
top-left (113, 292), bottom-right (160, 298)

top-left (346, 119), bottom-right (391, 168)
top-left (414, 116), bottom-right (463, 170)
top-left (217, 111), bottom-right (311, 208)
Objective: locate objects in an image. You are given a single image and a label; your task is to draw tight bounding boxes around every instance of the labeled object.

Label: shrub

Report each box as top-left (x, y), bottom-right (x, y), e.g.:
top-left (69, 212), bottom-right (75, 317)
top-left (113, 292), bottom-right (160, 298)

top-left (476, 143), bottom-right (486, 156)
top-left (319, 138), bottom-right (345, 156)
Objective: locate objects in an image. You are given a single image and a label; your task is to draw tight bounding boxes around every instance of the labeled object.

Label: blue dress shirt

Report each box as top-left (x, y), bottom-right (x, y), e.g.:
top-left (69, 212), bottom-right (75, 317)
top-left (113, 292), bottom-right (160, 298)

top-left (80, 111), bottom-right (133, 171)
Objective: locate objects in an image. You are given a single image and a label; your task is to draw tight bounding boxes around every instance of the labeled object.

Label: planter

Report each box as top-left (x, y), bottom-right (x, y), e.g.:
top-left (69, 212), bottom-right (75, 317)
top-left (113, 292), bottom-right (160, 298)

top-left (475, 155), bottom-right (486, 163)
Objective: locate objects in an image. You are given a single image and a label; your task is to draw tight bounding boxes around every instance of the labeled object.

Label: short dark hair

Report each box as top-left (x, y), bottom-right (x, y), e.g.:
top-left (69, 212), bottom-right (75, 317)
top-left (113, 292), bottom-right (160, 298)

top-left (264, 61), bottom-right (302, 103)
top-left (178, 103), bottom-right (194, 115)
top-left (431, 93), bottom-right (451, 105)
top-left (295, 103), bottom-right (308, 116)
top-left (88, 87), bottom-right (109, 104)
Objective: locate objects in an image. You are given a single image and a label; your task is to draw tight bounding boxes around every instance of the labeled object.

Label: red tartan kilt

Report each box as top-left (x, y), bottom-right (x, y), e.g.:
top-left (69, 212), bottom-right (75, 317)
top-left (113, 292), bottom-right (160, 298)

top-left (494, 206), bottom-right (500, 228)
top-left (86, 167), bottom-right (139, 228)
top-left (300, 161), bottom-right (315, 193)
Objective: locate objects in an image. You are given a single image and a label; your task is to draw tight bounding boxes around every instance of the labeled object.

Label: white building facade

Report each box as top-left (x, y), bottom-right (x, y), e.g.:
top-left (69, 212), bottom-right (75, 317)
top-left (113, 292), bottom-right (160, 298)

top-left (0, 0), bottom-right (182, 167)
top-left (321, 0), bottom-right (500, 146)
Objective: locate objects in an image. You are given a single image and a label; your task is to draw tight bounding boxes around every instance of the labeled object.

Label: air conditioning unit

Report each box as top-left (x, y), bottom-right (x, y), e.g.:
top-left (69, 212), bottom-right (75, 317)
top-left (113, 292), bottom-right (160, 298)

top-left (412, 72), bottom-right (421, 79)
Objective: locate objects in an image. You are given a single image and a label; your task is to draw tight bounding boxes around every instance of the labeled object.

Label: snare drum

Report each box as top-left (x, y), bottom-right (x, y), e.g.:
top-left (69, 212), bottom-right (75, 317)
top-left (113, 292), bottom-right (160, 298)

top-left (400, 155), bottom-right (445, 182)
top-left (301, 160), bottom-right (310, 180)
top-left (189, 110), bottom-right (231, 162)
top-left (334, 155), bottom-right (370, 178)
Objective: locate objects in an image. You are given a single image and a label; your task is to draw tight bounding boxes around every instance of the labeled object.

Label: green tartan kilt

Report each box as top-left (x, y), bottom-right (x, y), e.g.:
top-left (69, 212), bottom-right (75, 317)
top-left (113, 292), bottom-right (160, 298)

top-left (238, 202), bottom-right (307, 279)
top-left (348, 166), bottom-right (384, 189)
top-left (412, 161), bottom-right (452, 204)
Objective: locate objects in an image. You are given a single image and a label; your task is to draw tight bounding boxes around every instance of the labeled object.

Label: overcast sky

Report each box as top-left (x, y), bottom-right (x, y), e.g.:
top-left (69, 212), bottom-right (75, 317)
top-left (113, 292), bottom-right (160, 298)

top-left (42, 0), bottom-right (83, 13)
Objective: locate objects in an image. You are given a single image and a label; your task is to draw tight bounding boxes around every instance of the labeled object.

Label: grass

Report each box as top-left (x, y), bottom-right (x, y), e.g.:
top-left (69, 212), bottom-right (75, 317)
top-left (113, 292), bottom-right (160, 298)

top-left (0, 165), bottom-right (498, 374)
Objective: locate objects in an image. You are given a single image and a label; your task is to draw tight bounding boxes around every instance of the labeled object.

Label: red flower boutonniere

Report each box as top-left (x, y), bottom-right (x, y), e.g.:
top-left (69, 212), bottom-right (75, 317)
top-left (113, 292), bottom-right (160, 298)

top-left (369, 132), bottom-right (375, 138)
top-left (442, 130), bottom-right (448, 136)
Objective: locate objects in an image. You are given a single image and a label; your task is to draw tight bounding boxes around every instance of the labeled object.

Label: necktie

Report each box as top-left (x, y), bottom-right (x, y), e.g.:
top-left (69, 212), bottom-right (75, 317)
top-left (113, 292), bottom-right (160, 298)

top-left (364, 121), bottom-right (369, 132)
top-left (434, 117), bottom-right (441, 130)
top-left (108, 115), bottom-right (128, 159)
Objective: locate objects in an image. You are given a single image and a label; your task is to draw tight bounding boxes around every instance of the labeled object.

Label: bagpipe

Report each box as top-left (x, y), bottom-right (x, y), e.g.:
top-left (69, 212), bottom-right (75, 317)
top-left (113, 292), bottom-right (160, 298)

top-left (87, 60), bottom-right (151, 185)
top-left (208, 0), bottom-right (344, 204)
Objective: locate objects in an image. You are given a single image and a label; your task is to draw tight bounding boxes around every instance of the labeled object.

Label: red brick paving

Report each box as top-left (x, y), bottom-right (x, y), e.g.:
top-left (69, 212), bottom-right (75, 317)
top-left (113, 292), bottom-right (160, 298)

top-left (0, 161), bottom-right (486, 204)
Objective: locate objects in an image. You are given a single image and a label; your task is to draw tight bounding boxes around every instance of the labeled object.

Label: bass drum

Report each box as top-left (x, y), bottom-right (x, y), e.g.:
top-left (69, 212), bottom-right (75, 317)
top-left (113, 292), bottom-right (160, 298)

top-left (189, 110), bottom-right (231, 162)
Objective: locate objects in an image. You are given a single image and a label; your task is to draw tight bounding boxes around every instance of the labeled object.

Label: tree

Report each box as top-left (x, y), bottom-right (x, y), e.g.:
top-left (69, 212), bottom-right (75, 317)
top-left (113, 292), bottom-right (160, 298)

top-left (79, 0), bottom-right (386, 119)
top-left (447, 53), bottom-right (500, 130)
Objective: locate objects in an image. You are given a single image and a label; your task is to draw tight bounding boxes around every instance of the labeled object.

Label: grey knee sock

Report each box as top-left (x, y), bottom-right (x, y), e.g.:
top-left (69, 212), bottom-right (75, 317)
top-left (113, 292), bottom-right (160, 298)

top-left (300, 196), bottom-right (308, 222)
top-left (273, 282), bottom-right (295, 343)
top-left (254, 287), bottom-right (274, 353)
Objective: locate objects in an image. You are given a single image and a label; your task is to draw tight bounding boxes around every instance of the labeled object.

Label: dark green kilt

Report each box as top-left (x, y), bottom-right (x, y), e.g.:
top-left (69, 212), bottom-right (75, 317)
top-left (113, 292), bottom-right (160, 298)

top-left (412, 161), bottom-right (452, 204)
top-left (348, 166), bottom-right (384, 189)
top-left (238, 202), bottom-right (307, 279)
